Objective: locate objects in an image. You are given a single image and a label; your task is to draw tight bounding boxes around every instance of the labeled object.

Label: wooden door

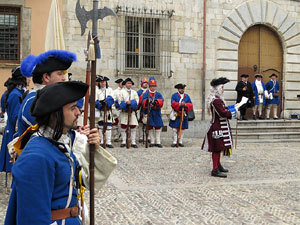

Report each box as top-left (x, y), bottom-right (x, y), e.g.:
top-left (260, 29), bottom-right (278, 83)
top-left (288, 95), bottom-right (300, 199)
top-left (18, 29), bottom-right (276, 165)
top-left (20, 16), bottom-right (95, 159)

top-left (238, 25), bottom-right (283, 118)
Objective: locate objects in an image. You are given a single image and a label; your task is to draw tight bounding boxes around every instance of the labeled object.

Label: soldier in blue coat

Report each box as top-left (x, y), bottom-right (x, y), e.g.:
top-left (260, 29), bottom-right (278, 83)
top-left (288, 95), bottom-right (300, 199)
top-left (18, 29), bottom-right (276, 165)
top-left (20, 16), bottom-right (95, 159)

top-left (266, 73), bottom-right (280, 119)
top-left (17, 50), bottom-right (76, 137)
top-left (142, 77), bottom-right (164, 147)
top-left (251, 74), bottom-right (267, 120)
top-left (4, 81), bottom-right (101, 225)
top-left (0, 67), bottom-right (27, 173)
top-left (137, 78), bottom-right (148, 143)
top-left (169, 84), bottom-right (193, 147)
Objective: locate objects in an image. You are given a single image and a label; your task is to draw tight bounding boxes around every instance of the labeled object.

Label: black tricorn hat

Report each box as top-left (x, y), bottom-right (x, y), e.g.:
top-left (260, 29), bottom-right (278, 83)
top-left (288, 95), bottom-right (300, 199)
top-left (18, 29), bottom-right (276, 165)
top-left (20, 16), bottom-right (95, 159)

top-left (174, 83), bottom-right (186, 89)
top-left (254, 74), bottom-right (263, 78)
top-left (11, 66), bottom-right (22, 79)
top-left (269, 73), bottom-right (278, 78)
top-left (122, 77), bottom-right (134, 86)
top-left (115, 78), bottom-right (123, 84)
top-left (21, 50), bottom-right (77, 78)
top-left (30, 81), bottom-right (88, 117)
top-left (96, 75), bottom-right (109, 82)
top-left (210, 77), bottom-right (230, 87)
top-left (240, 74), bottom-right (249, 78)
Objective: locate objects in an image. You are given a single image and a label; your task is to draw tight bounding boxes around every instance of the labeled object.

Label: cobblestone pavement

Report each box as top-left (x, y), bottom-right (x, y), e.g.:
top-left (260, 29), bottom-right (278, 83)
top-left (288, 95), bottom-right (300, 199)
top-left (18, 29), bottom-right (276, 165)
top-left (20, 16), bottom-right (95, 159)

top-left (1, 139), bottom-right (300, 224)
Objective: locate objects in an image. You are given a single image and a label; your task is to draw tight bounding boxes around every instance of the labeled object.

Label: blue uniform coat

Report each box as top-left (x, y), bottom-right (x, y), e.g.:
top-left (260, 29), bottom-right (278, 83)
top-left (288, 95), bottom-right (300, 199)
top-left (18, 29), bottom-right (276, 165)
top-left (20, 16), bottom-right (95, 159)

top-left (0, 88), bottom-right (24, 172)
top-left (5, 132), bottom-right (81, 225)
top-left (17, 91), bottom-right (37, 137)
top-left (252, 81), bottom-right (267, 106)
top-left (142, 91), bottom-right (164, 127)
top-left (266, 80), bottom-right (280, 105)
top-left (169, 92), bottom-right (193, 129)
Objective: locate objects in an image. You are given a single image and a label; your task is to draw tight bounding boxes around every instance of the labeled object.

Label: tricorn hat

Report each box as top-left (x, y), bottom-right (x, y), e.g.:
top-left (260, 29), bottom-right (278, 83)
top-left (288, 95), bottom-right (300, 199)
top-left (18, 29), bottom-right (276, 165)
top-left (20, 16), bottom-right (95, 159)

top-left (254, 74), bottom-right (263, 78)
top-left (30, 81), bottom-right (88, 117)
top-left (115, 78), bottom-right (123, 84)
top-left (21, 50), bottom-right (77, 78)
top-left (122, 77), bottom-right (134, 86)
top-left (96, 75), bottom-right (109, 82)
top-left (174, 83), bottom-right (186, 89)
top-left (240, 74), bottom-right (249, 78)
top-left (210, 77), bottom-right (230, 87)
top-left (11, 66), bottom-right (23, 79)
top-left (269, 73), bottom-right (278, 78)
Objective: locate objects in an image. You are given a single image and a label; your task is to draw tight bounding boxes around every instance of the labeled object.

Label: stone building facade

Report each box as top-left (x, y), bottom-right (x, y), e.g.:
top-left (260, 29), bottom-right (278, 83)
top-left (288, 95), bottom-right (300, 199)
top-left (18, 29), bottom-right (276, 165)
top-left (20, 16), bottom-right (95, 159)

top-left (0, 0), bottom-right (300, 129)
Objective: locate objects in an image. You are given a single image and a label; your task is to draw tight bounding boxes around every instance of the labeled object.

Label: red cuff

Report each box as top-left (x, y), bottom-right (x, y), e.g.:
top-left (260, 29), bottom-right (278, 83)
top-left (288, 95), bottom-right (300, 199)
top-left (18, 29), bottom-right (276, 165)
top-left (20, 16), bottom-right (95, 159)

top-left (185, 103), bottom-right (193, 112)
top-left (171, 101), bottom-right (180, 111)
top-left (156, 99), bottom-right (164, 108)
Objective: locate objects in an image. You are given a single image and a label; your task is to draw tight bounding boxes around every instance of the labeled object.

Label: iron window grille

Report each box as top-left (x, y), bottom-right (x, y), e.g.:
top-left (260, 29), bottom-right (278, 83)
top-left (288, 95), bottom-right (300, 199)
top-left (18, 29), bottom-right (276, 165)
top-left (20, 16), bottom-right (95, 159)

top-left (0, 6), bottom-right (20, 63)
top-left (116, 6), bottom-right (174, 77)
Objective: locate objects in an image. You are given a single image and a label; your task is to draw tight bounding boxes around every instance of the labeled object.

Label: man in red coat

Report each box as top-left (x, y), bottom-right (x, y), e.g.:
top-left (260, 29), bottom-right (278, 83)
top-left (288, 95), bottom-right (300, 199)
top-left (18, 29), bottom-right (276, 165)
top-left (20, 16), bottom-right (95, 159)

top-left (202, 77), bottom-right (236, 178)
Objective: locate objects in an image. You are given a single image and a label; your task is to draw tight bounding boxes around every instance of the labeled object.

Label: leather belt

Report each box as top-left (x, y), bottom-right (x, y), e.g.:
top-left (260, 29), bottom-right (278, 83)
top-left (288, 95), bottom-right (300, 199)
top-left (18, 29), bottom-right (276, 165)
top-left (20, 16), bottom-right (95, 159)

top-left (51, 206), bottom-right (79, 221)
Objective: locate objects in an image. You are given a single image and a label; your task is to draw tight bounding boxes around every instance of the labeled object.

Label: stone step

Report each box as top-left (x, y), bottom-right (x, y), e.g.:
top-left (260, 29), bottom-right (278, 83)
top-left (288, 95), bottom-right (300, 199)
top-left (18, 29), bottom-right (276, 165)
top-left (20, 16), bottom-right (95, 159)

top-left (232, 119), bottom-right (300, 127)
top-left (232, 126), bottom-right (300, 133)
top-left (232, 131), bottom-right (300, 139)
top-left (233, 138), bottom-right (300, 143)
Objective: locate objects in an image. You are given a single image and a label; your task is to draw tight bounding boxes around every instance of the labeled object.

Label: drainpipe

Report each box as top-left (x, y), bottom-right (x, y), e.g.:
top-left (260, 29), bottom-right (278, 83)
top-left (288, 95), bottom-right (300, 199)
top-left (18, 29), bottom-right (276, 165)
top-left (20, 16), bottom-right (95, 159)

top-left (201, 0), bottom-right (207, 120)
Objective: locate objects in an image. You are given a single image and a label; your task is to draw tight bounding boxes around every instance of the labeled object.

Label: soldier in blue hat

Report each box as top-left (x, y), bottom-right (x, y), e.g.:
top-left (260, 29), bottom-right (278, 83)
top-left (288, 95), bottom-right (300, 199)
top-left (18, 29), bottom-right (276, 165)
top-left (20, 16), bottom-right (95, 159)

top-left (0, 67), bottom-right (27, 173)
top-left (142, 77), bottom-right (164, 147)
top-left (16, 50), bottom-right (77, 137)
top-left (137, 78), bottom-right (148, 143)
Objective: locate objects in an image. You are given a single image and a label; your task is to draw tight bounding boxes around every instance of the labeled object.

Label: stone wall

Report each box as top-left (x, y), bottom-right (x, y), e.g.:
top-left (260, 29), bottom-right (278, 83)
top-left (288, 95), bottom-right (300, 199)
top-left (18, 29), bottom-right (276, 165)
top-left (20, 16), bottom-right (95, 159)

top-left (62, 0), bottom-right (300, 121)
top-left (62, 0), bottom-right (204, 119)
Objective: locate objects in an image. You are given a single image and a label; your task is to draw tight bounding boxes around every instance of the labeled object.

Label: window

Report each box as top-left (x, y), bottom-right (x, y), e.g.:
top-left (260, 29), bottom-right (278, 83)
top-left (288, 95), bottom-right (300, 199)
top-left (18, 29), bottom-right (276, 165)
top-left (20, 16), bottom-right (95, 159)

top-left (125, 17), bottom-right (159, 70)
top-left (117, 6), bottom-right (173, 76)
top-left (0, 7), bottom-right (20, 63)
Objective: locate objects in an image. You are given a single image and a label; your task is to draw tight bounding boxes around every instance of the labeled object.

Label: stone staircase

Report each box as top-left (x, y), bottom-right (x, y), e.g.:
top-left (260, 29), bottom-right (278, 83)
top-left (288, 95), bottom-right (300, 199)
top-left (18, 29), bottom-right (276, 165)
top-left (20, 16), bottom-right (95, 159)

top-left (231, 119), bottom-right (300, 143)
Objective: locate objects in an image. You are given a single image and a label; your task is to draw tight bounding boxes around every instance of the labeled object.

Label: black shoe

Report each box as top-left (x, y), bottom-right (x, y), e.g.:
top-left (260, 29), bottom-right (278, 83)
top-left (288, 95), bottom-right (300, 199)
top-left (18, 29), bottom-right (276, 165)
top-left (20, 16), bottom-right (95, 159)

top-left (120, 144), bottom-right (125, 148)
top-left (258, 116), bottom-right (264, 120)
top-left (114, 138), bottom-right (119, 142)
top-left (179, 143), bottom-right (184, 147)
top-left (211, 169), bottom-right (227, 178)
top-left (106, 144), bottom-right (114, 148)
top-left (149, 144), bottom-right (156, 147)
top-left (242, 116), bottom-right (248, 120)
top-left (156, 144), bottom-right (163, 148)
top-left (266, 118), bottom-right (270, 120)
top-left (253, 116), bottom-right (256, 120)
top-left (100, 144), bottom-right (103, 147)
top-left (171, 144), bottom-right (176, 147)
top-left (218, 165), bottom-right (228, 173)
top-left (273, 117), bottom-right (279, 120)
top-left (131, 144), bottom-right (138, 148)
top-left (138, 139), bottom-right (143, 143)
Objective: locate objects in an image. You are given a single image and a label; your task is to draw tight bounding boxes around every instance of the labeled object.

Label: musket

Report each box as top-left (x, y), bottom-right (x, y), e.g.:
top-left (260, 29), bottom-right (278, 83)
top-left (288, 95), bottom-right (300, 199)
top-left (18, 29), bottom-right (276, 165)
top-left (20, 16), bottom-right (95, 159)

top-left (176, 107), bottom-right (184, 148)
top-left (126, 91), bottom-right (131, 149)
top-left (83, 31), bottom-right (91, 126)
top-left (75, 1), bottom-right (116, 224)
top-left (145, 91), bottom-right (150, 148)
top-left (102, 89), bottom-right (107, 148)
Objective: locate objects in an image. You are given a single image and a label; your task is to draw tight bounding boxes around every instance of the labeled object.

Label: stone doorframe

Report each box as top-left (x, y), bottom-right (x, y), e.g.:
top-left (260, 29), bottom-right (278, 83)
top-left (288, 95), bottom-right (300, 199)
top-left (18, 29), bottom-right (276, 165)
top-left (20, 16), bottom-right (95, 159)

top-left (216, 0), bottom-right (300, 118)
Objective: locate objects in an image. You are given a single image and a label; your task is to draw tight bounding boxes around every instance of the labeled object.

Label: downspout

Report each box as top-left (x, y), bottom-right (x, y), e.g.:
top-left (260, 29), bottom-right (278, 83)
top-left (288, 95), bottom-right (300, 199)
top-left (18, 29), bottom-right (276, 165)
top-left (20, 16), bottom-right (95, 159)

top-left (201, 0), bottom-right (207, 120)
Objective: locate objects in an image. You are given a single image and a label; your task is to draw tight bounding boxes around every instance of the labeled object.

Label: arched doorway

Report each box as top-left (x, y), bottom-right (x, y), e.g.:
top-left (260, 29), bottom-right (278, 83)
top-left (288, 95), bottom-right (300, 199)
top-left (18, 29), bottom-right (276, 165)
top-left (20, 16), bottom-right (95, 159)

top-left (238, 25), bottom-right (283, 118)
